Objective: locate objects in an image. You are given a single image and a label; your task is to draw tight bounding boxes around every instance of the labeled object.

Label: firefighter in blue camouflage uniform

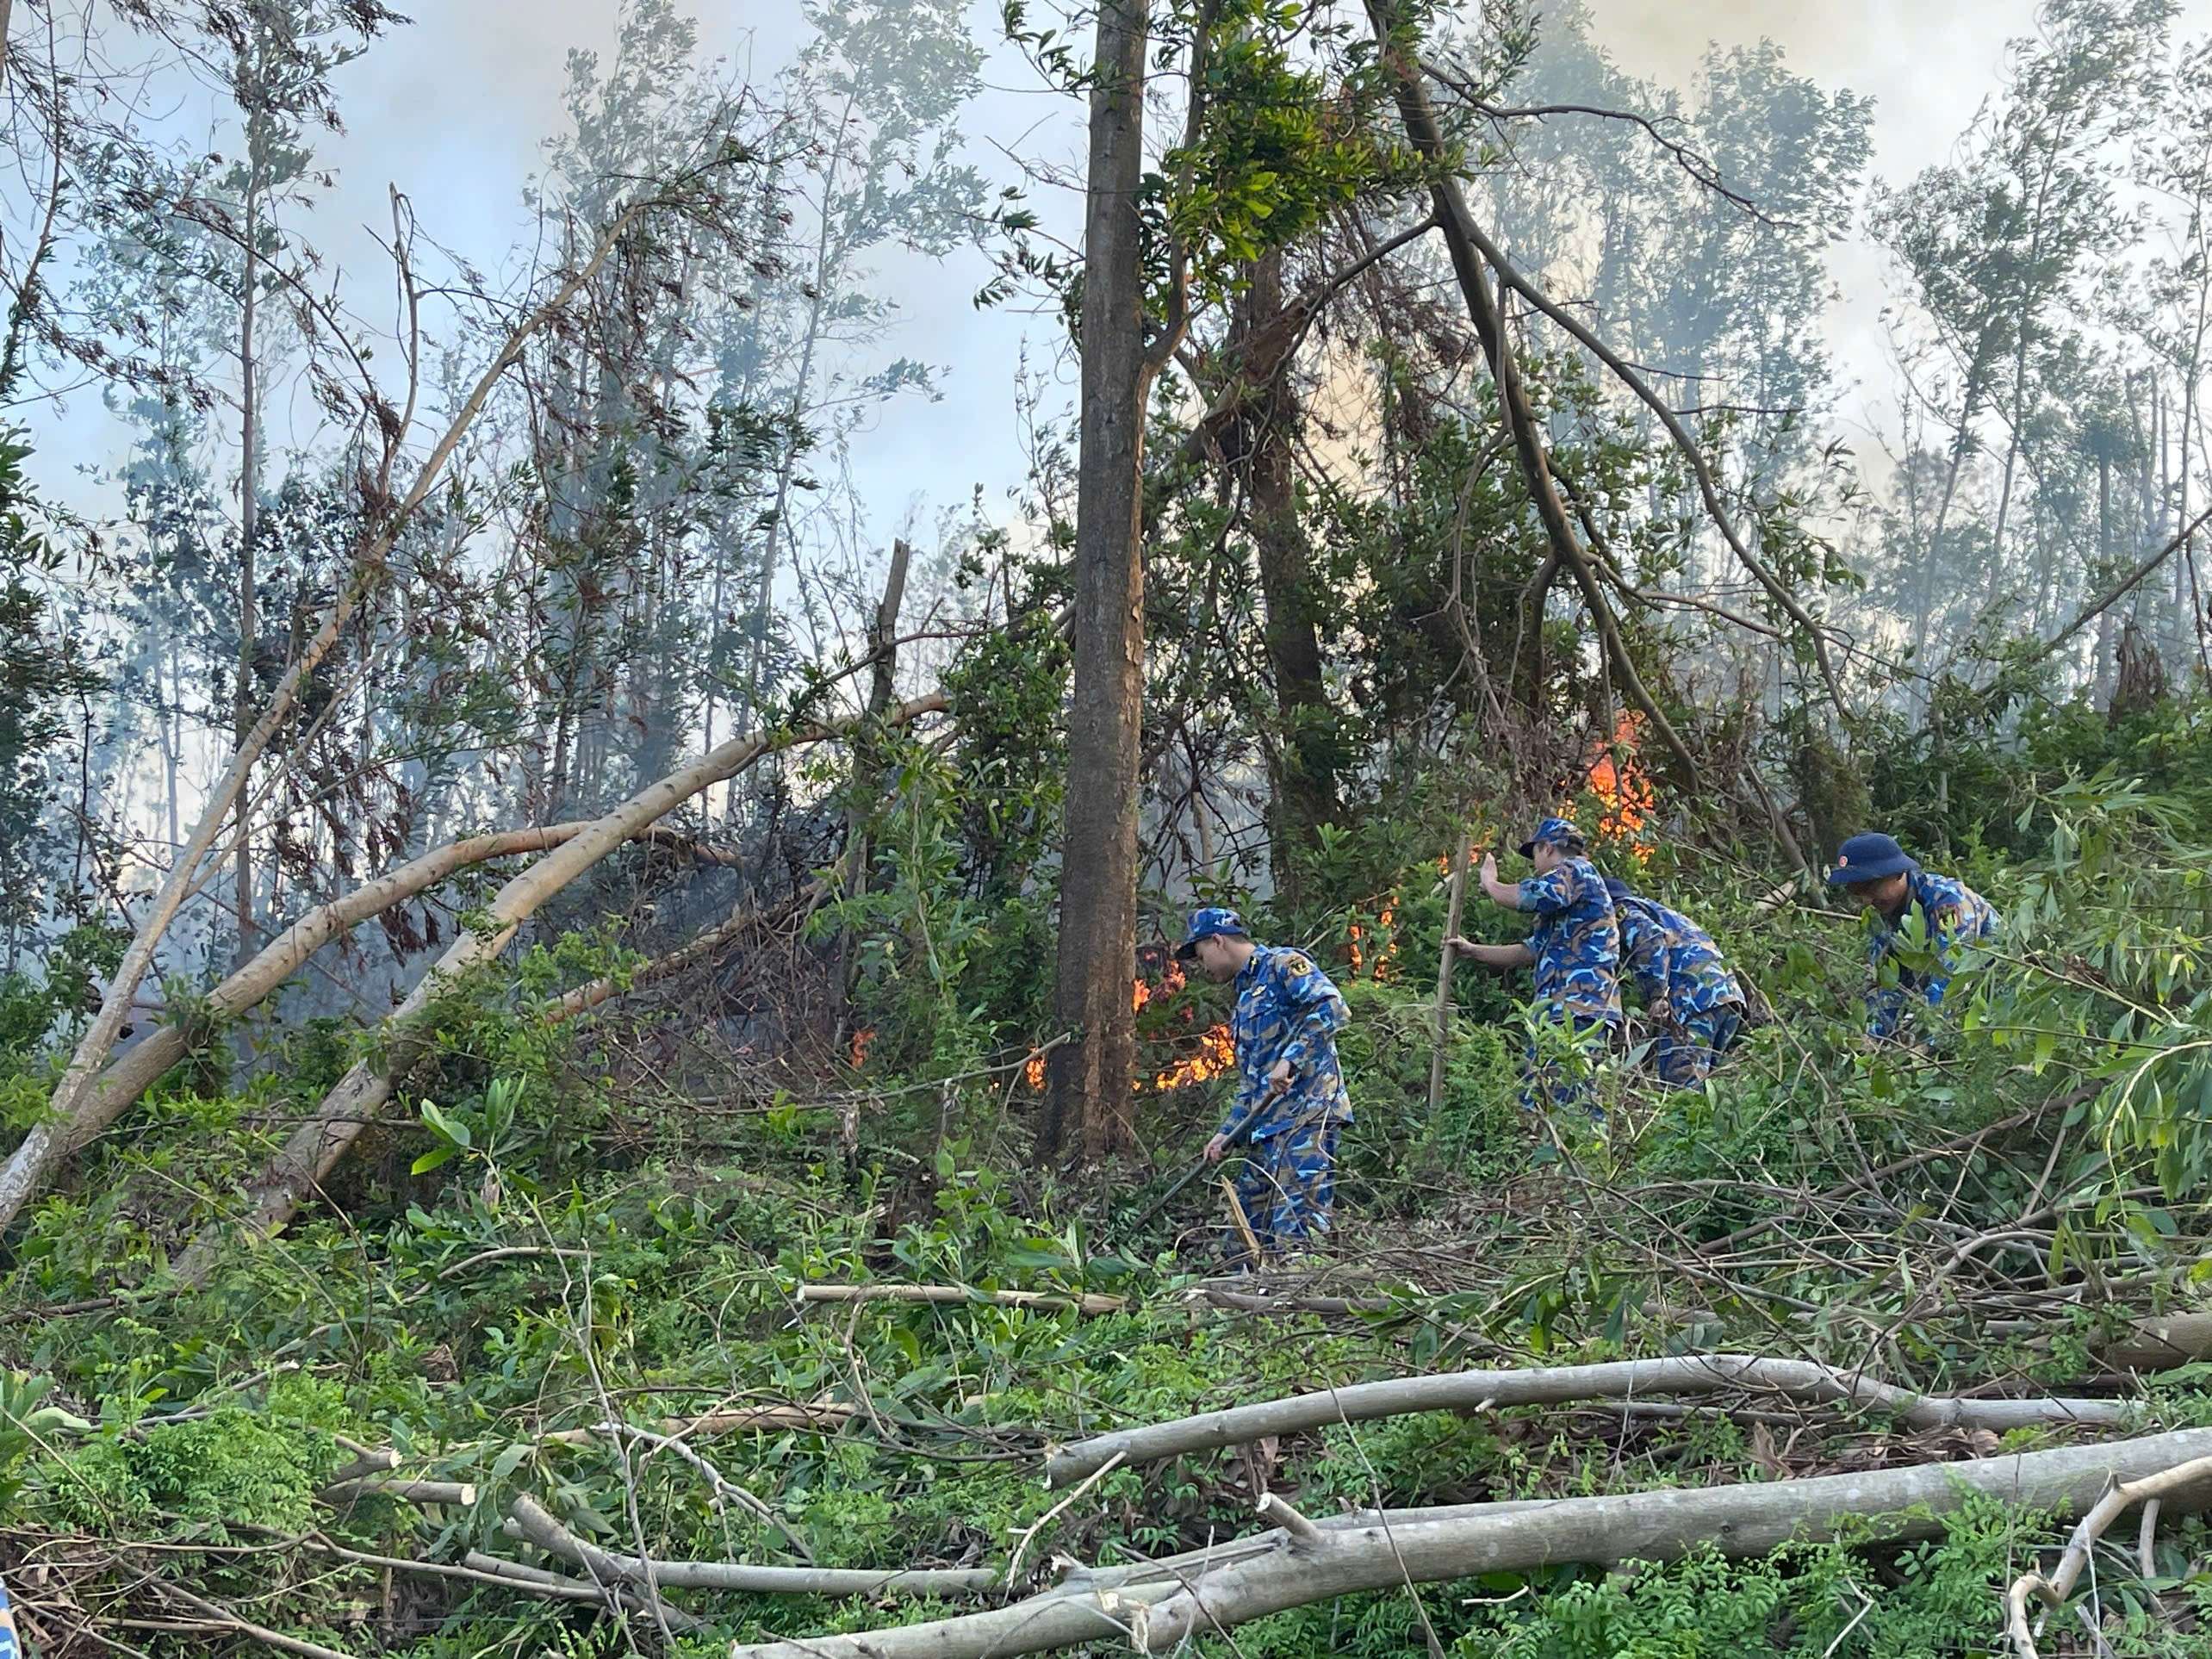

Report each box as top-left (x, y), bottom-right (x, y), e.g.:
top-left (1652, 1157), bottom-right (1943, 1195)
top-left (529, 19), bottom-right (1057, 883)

top-left (1604, 877), bottom-right (1747, 1084)
top-left (1446, 817), bottom-right (1623, 1118)
top-left (1829, 832), bottom-right (1999, 1042)
top-left (1178, 908), bottom-right (1351, 1264)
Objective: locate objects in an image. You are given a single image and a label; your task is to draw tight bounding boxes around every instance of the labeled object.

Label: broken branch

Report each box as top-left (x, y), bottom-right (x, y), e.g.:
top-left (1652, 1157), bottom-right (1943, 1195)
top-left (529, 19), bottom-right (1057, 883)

top-left (1045, 1353), bottom-right (2127, 1486)
top-left (795, 1284), bottom-right (1127, 1316)
top-left (506, 1494), bottom-right (996, 1599)
top-left (732, 1427), bottom-right (2212, 1659)
top-left (2004, 1452), bottom-right (2212, 1658)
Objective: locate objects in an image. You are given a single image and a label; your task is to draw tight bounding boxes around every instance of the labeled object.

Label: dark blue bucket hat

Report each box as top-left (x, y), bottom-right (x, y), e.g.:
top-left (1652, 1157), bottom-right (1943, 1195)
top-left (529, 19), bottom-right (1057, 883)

top-left (1828, 832), bottom-right (1919, 886)
top-left (1175, 906), bottom-right (1250, 960)
top-left (1519, 816), bottom-right (1584, 858)
top-left (1603, 877), bottom-right (1633, 903)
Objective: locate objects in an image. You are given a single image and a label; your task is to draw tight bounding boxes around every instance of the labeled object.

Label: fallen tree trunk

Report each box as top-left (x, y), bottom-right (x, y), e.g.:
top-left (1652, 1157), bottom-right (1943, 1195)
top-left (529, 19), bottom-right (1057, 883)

top-left (797, 1284), bottom-right (1128, 1317)
top-left (2095, 1311), bottom-right (2212, 1375)
top-left (1044, 1353), bottom-right (2128, 1486)
top-left (506, 1494), bottom-right (996, 1599)
top-left (171, 693), bottom-right (947, 1283)
top-left (0, 177), bottom-right (731, 1242)
top-left (457, 1550), bottom-right (707, 1632)
top-left (731, 1426), bottom-right (2212, 1659)
top-left (538, 1404), bottom-right (857, 1447)
top-left (22, 823), bottom-right (706, 1180)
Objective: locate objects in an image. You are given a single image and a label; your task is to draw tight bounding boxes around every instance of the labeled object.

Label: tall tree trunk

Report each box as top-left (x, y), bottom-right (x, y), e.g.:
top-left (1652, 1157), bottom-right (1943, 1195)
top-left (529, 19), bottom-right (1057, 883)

top-left (830, 539), bottom-right (912, 1049)
top-left (1043, 0), bottom-right (1159, 1164)
top-left (2096, 451), bottom-right (2116, 702)
top-left (233, 115), bottom-right (264, 978)
top-left (1241, 249), bottom-right (1337, 910)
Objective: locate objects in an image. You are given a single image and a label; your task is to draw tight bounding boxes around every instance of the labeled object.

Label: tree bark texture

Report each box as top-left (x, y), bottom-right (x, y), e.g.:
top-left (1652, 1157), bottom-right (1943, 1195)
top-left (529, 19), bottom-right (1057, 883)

top-left (1045, 0), bottom-right (1156, 1164)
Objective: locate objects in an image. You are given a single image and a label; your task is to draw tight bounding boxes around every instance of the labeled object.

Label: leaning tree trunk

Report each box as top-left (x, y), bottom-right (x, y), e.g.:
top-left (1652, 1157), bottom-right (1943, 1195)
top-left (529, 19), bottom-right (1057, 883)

top-left (171, 693), bottom-right (947, 1282)
top-left (1364, 0), bottom-right (1696, 779)
top-left (0, 189), bottom-right (694, 1236)
top-left (1044, 0), bottom-right (1159, 1165)
top-left (5, 823), bottom-right (720, 1191)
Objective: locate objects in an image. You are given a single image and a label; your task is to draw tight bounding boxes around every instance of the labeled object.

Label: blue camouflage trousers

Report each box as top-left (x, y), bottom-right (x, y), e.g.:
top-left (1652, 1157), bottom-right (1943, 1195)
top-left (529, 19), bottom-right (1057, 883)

top-left (1652, 1004), bottom-right (1745, 1087)
top-left (1520, 1014), bottom-right (1613, 1122)
top-left (1230, 1117), bottom-right (1340, 1264)
top-left (0, 1567), bottom-right (18, 1659)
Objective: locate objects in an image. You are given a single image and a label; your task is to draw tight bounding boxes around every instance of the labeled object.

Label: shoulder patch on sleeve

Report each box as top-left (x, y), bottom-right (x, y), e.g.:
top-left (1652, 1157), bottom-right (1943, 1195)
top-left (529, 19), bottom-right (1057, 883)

top-left (1280, 953), bottom-right (1314, 977)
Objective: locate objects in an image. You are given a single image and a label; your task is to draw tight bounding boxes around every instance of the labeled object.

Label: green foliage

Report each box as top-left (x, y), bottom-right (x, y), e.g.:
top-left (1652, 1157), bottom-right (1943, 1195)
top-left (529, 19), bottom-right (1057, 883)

top-left (0, 427), bottom-right (103, 963)
top-left (40, 1407), bottom-right (332, 1537)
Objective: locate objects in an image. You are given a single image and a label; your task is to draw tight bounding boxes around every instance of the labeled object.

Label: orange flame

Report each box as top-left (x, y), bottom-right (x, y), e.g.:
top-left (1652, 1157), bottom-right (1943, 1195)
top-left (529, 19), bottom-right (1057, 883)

top-left (1346, 902), bottom-right (1402, 982)
top-left (1022, 960), bottom-right (1213, 1093)
top-left (849, 1028), bottom-right (873, 1069)
top-left (1588, 713), bottom-right (1656, 858)
top-left (1153, 1022), bottom-right (1235, 1090)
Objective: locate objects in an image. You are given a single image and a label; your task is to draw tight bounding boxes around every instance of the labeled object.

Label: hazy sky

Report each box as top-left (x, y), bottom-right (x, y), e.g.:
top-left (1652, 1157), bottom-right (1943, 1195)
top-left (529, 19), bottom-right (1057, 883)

top-left (29, 0), bottom-right (2212, 556)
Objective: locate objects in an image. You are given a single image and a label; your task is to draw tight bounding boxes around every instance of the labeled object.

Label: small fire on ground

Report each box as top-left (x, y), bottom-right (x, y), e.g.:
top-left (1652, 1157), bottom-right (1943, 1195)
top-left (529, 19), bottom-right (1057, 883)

top-left (1024, 960), bottom-right (1231, 1093)
top-left (1588, 711), bottom-right (1656, 858)
top-left (1345, 899), bottom-right (1398, 981)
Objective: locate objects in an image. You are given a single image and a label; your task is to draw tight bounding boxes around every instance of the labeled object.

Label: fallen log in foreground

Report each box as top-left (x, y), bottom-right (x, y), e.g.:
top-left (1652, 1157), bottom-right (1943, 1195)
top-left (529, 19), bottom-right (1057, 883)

top-left (731, 1426), bottom-right (2212, 1659)
top-left (797, 1284), bottom-right (1128, 1316)
top-left (1044, 1352), bottom-right (2128, 1486)
top-left (507, 1494), bottom-right (998, 1599)
top-left (537, 1403), bottom-right (857, 1447)
top-left (2097, 1310), bottom-right (2212, 1374)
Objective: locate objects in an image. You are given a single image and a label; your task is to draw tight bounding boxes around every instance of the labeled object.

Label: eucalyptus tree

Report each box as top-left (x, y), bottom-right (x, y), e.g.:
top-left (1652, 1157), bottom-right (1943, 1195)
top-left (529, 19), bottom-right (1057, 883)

top-left (1873, 0), bottom-right (2174, 662)
top-left (62, 0), bottom-right (399, 969)
top-left (726, 0), bottom-right (994, 749)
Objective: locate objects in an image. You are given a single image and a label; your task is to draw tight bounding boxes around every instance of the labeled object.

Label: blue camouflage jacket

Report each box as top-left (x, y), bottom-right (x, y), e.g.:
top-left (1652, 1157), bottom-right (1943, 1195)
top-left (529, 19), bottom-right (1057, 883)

top-left (1617, 896), bottom-right (1743, 1020)
top-left (1519, 856), bottom-right (1624, 1025)
top-left (1867, 870), bottom-right (1999, 1040)
top-left (1217, 944), bottom-right (1353, 1142)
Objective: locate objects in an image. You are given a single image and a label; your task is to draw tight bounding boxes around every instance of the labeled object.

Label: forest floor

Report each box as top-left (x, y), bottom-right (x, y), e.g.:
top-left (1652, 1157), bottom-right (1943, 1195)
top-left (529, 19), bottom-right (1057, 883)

top-left (6, 791), bottom-right (2212, 1659)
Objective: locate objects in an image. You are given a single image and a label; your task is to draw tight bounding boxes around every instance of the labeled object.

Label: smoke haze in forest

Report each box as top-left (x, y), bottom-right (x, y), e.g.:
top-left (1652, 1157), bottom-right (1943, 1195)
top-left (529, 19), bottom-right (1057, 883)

top-left (33, 0), bottom-right (2209, 552)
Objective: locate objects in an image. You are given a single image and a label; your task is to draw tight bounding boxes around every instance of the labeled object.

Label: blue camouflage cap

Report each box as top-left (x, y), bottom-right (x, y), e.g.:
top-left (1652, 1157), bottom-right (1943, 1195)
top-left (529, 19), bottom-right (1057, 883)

top-left (1828, 831), bottom-right (1919, 886)
top-left (1176, 906), bottom-right (1250, 960)
top-left (1603, 877), bottom-right (1633, 903)
top-left (1518, 816), bottom-right (1585, 858)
